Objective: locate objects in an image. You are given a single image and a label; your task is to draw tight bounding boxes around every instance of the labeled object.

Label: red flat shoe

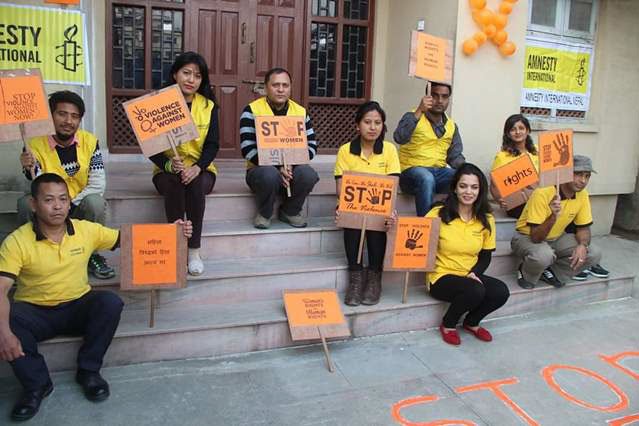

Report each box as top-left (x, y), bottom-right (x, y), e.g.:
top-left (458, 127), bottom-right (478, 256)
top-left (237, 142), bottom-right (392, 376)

top-left (463, 324), bottom-right (492, 342)
top-left (439, 325), bottom-right (461, 345)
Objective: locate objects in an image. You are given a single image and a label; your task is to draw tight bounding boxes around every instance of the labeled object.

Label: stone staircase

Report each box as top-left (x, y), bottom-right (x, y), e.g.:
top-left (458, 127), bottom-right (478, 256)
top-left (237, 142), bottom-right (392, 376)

top-left (0, 159), bottom-right (635, 376)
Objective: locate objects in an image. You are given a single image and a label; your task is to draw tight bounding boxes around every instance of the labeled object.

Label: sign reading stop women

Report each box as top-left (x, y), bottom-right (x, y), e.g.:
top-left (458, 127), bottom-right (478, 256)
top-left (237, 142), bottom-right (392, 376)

top-left (255, 116), bottom-right (309, 166)
top-left (539, 129), bottom-right (574, 187)
top-left (336, 172), bottom-right (398, 232)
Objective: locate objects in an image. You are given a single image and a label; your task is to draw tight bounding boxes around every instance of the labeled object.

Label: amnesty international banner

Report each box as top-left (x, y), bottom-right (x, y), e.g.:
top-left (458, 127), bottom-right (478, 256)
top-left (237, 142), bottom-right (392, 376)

top-left (0, 4), bottom-right (89, 85)
top-left (521, 37), bottom-right (593, 112)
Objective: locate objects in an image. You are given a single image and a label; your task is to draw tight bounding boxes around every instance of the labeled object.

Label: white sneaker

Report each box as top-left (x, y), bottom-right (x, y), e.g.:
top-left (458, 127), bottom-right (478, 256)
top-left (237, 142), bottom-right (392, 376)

top-left (188, 250), bottom-right (204, 276)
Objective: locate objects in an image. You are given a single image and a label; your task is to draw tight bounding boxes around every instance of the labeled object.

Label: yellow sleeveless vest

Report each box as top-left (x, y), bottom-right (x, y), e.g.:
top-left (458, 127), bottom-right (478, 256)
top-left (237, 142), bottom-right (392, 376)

top-left (247, 97), bottom-right (306, 169)
top-left (399, 113), bottom-right (456, 171)
top-left (153, 92), bottom-right (217, 175)
top-left (28, 129), bottom-right (97, 200)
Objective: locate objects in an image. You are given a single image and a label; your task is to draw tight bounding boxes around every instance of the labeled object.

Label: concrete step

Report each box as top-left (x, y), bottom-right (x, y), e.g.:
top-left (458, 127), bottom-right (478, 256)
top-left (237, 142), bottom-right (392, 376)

top-left (2, 271), bottom-right (632, 377)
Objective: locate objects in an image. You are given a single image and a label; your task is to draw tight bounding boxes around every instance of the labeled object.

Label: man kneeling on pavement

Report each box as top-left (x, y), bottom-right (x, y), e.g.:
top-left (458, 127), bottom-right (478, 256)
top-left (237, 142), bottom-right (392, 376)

top-left (511, 155), bottom-right (608, 289)
top-left (0, 174), bottom-right (192, 421)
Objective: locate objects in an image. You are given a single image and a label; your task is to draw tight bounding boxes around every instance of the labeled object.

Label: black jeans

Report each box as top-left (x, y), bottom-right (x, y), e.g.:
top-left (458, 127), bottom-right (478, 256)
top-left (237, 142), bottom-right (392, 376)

top-left (343, 228), bottom-right (386, 272)
top-left (429, 274), bottom-right (510, 328)
top-left (9, 291), bottom-right (124, 391)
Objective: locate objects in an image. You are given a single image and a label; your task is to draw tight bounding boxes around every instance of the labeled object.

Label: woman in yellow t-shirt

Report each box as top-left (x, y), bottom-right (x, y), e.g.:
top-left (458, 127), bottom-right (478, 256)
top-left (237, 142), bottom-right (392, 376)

top-left (490, 114), bottom-right (538, 218)
top-left (334, 101), bottom-right (400, 306)
top-left (149, 52), bottom-right (219, 276)
top-left (426, 163), bottom-right (510, 345)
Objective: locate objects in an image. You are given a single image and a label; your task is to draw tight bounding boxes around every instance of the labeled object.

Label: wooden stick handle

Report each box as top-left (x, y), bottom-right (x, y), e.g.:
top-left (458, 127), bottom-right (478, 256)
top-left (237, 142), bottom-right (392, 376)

top-left (318, 327), bottom-right (335, 373)
top-left (402, 271), bottom-right (410, 304)
top-left (19, 123), bottom-right (35, 179)
top-left (357, 216), bottom-right (367, 264)
top-left (167, 132), bottom-right (181, 161)
top-left (149, 290), bottom-right (156, 328)
top-left (426, 81), bottom-right (432, 96)
top-left (282, 151), bottom-right (292, 198)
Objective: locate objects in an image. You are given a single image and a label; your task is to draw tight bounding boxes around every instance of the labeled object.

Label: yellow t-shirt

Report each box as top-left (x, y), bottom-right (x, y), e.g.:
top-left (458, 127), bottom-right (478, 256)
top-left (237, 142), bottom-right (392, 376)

top-left (334, 140), bottom-right (400, 177)
top-left (426, 205), bottom-right (496, 285)
top-left (491, 148), bottom-right (540, 172)
top-left (0, 219), bottom-right (119, 306)
top-left (515, 186), bottom-right (593, 240)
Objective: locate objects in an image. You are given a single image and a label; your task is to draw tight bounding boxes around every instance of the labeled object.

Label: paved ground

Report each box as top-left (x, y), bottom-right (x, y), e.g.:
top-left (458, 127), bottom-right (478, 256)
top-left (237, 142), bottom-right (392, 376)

top-left (1, 295), bottom-right (638, 425)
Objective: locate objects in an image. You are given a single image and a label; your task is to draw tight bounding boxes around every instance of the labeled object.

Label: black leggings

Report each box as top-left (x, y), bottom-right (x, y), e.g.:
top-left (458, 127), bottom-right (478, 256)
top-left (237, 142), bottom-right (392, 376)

top-left (429, 274), bottom-right (510, 328)
top-left (343, 228), bottom-right (386, 272)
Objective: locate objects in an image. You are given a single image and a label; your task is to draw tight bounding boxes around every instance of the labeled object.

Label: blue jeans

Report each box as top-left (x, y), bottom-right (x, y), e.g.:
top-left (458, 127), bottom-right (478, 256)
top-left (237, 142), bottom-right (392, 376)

top-left (399, 166), bottom-right (456, 216)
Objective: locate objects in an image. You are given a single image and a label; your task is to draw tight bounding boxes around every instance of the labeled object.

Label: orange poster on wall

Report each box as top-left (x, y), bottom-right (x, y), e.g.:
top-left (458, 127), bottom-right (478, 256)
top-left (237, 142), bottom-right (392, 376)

top-left (408, 31), bottom-right (453, 85)
top-left (283, 290), bottom-right (346, 327)
top-left (0, 75), bottom-right (50, 125)
top-left (491, 154), bottom-right (539, 198)
top-left (539, 129), bottom-right (573, 173)
top-left (132, 224), bottom-right (178, 286)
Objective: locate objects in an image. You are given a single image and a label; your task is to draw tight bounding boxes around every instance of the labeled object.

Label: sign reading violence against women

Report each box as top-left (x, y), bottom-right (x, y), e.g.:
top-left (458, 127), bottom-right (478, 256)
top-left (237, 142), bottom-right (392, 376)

top-left (408, 31), bottom-right (453, 85)
top-left (283, 289), bottom-right (350, 341)
top-left (119, 223), bottom-right (187, 291)
top-left (0, 68), bottom-right (54, 143)
top-left (384, 217), bottom-right (440, 271)
top-left (123, 85), bottom-right (199, 157)
top-left (538, 129), bottom-right (574, 187)
top-left (336, 172), bottom-right (398, 232)
top-left (490, 154), bottom-right (539, 210)
top-left (255, 116), bottom-right (309, 166)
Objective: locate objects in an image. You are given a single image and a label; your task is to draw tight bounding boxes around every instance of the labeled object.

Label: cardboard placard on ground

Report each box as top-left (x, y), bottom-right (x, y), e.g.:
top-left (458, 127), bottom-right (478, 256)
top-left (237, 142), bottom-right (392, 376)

top-left (538, 129), bottom-right (574, 187)
top-left (384, 217), bottom-right (440, 272)
top-left (336, 172), bottom-right (398, 232)
top-left (282, 289), bottom-right (350, 341)
top-left (122, 85), bottom-right (199, 157)
top-left (408, 31), bottom-right (453, 85)
top-left (0, 69), bottom-right (54, 143)
top-left (490, 154), bottom-right (540, 210)
top-left (255, 116), bottom-right (309, 166)
top-left (120, 223), bottom-right (187, 291)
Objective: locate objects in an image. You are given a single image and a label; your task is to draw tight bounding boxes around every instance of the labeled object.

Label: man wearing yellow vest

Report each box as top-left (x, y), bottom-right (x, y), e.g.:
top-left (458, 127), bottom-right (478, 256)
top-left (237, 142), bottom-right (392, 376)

top-left (393, 83), bottom-right (465, 216)
top-left (18, 91), bottom-right (114, 280)
top-left (511, 155), bottom-right (603, 289)
top-left (240, 68), bottom-right (319, 229)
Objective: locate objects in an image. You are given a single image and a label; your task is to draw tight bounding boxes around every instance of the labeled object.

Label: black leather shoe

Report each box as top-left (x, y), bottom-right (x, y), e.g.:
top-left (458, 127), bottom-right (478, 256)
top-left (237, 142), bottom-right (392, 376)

top-left (11, 382), bottom-right (53, 421)
top-left (75, 370), bottom-right (110, 402)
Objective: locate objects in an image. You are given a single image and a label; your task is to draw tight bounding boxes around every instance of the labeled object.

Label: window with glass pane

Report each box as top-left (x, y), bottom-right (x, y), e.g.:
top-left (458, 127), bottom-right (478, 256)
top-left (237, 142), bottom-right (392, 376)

top-left (569, 0), bottom-right (593, 32)
top-left (341, 26), bottom-right (367, 98)
top-left (309, 23), bottom-right (337, 97)
top-left (112, 6), bottom-right (145, 89)
top-left (344, 0), bottom-right (368, 20)
top-left (531, 0), bottom-right (558, 27)
top-left (312, 0), bottom-right (336, 17)
top-left (151, 9), bottom-right (184, 89)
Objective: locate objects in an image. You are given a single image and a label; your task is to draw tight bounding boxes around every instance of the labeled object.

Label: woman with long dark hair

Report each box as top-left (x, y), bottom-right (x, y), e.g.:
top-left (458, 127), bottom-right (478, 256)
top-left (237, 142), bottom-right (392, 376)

top-left (149, 51), bottom-right (219, 275)
top-left (334, 101), bottom-right (400, 306)
top-left (426, 163), bottom-right (510, 345)
top-left (490, 114), bottom-right (538, 218)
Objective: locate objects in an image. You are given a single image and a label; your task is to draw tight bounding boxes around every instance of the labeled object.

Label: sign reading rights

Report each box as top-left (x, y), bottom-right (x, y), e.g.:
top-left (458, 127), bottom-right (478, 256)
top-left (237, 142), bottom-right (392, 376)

top-left (123, 85), bottom-right (199, 157)
top-left (336, 172), bottom-right (398, 232)
top-left (283, 289), bottom-right (350, 341)
top-left (490, 154), bottom-right (539, 209)
top-left (408, 31), bottom-right (453, 85)
top-left (255, 116), bottom-right (309, 166)
top-left (385, 217), bottom-right (440, 271)
top-left (538, 129), bottom-right (574, 187)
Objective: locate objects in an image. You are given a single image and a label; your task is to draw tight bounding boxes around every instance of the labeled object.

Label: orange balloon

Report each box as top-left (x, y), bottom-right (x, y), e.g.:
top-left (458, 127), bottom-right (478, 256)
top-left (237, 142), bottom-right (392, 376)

top-left (469, 0), bottom-right (486, 9)
top-left (494, 13), bottom-right (508, 29)
top-left (462, 39), bottom-right (479, 56)
top-left (499, 41), bottom-right (516, 56)
top-left (504, 0), bottom-right (518, 3)
top-left (499, 1), bottom-right (513, 14)
top-left (472, 9), bottom-right (482, 24)
top-left (483, 24), bottom-right (497, 38)
top-left (473, 31), bottom-right (488, 45)
top-left (492, 30), bottom-right (508, 46)
top-left (478, 9), bottom-right (493, 25)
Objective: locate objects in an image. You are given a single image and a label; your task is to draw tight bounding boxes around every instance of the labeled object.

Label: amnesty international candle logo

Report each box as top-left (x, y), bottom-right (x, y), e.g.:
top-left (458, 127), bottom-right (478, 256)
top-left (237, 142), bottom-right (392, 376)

top-left (55, 25), bottom-right (82, 72)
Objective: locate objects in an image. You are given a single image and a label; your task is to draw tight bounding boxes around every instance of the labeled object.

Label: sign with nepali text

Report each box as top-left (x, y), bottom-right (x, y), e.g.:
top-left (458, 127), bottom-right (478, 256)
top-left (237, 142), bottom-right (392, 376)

top-left (120, 223), bottom-right (187, 291)
top-left (538, 129), bottom-right (574, 187)
top-left (408, 31), bottom-right (453, 85)
top-left (283, 289), bottom-right (350, 341)
top-left (521, 37), bottom-right (593, 112)
top-left (0, 68), bottom-right (54, 143)
top-left (336, 172), bottom-right (398, 232)
top-left (0, 4), bottom-right (89, 85)
top-left (491, 154), bottom-right (539, 209)
top-left (385, 217), bottom-right (440, 271)
top-left (255, 116), bottom-right (309, 166)
top-left (123, 85), bottom-right (199, 157)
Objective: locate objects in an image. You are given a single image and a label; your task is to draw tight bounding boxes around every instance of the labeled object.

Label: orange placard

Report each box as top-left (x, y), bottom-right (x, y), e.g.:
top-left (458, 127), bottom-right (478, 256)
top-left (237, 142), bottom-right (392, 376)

top-left (124, 85), bottom-right (193, 143)
top-left (0, 75), bottom-right (50, 125)
top-left (338, 173), bottom-right (396, 217)
top-left (255, 116), bottom-right (307, 149)
top-left (539, 129), bottom-right (573, 173)
top-left (491, 155), bottom-right (539, 198)
top-left (392, 217), bottom-right (433, 269)
top-left (409, 31), bottom-right (453, 85)
top-left (44, 0), bottom-right (80, 4)
top-left (283, 290), bottom-right (346, 327)
top-left (132, 224), bottom-right (178, 286)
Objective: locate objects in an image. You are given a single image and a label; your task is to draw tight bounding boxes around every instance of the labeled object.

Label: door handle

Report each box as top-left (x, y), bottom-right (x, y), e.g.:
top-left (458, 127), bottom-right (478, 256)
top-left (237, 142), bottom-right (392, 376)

top-left (241, 23), bottom-right (246, 44)
top-left (241, 79), bottom-right (265, 95)
top-left (249, 42), bottom-right (255, 64)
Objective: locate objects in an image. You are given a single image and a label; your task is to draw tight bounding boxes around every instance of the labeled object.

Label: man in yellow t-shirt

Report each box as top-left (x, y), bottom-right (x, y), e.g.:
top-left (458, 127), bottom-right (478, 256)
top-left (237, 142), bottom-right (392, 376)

top-left (511, 156), bottom-right (602, 289)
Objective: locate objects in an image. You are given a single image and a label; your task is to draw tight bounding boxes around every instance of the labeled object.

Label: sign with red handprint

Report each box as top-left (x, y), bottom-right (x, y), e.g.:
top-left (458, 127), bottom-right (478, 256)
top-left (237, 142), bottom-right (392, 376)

top-left (384, 217), bottom-right (440, 271)
top-left (336, 172), bottom-right (398, 232)
top-left (538, 129), bottom-right (574, 187)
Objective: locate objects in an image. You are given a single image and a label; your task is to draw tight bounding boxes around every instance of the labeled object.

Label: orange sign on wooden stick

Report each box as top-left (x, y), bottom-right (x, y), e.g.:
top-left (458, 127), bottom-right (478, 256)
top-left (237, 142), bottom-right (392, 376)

top-left (538, 129), bottom-right (574, 187)
top-left (408, 31), bottom-right (453, 85)
top-left (385, 217), bottom-right (440, 271)
top-left (283, 289), bottom-right (350, 341)
top-left (491, 154), bottom-right (539, 209)
top-left (0, 69), bottom-right (54, 143)
top-left (337, 172), bottom-right (398, 232)
top-left (123, 85), bottom-right (199, 157)
top-left (255, 116), bottom-right (309, 166)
